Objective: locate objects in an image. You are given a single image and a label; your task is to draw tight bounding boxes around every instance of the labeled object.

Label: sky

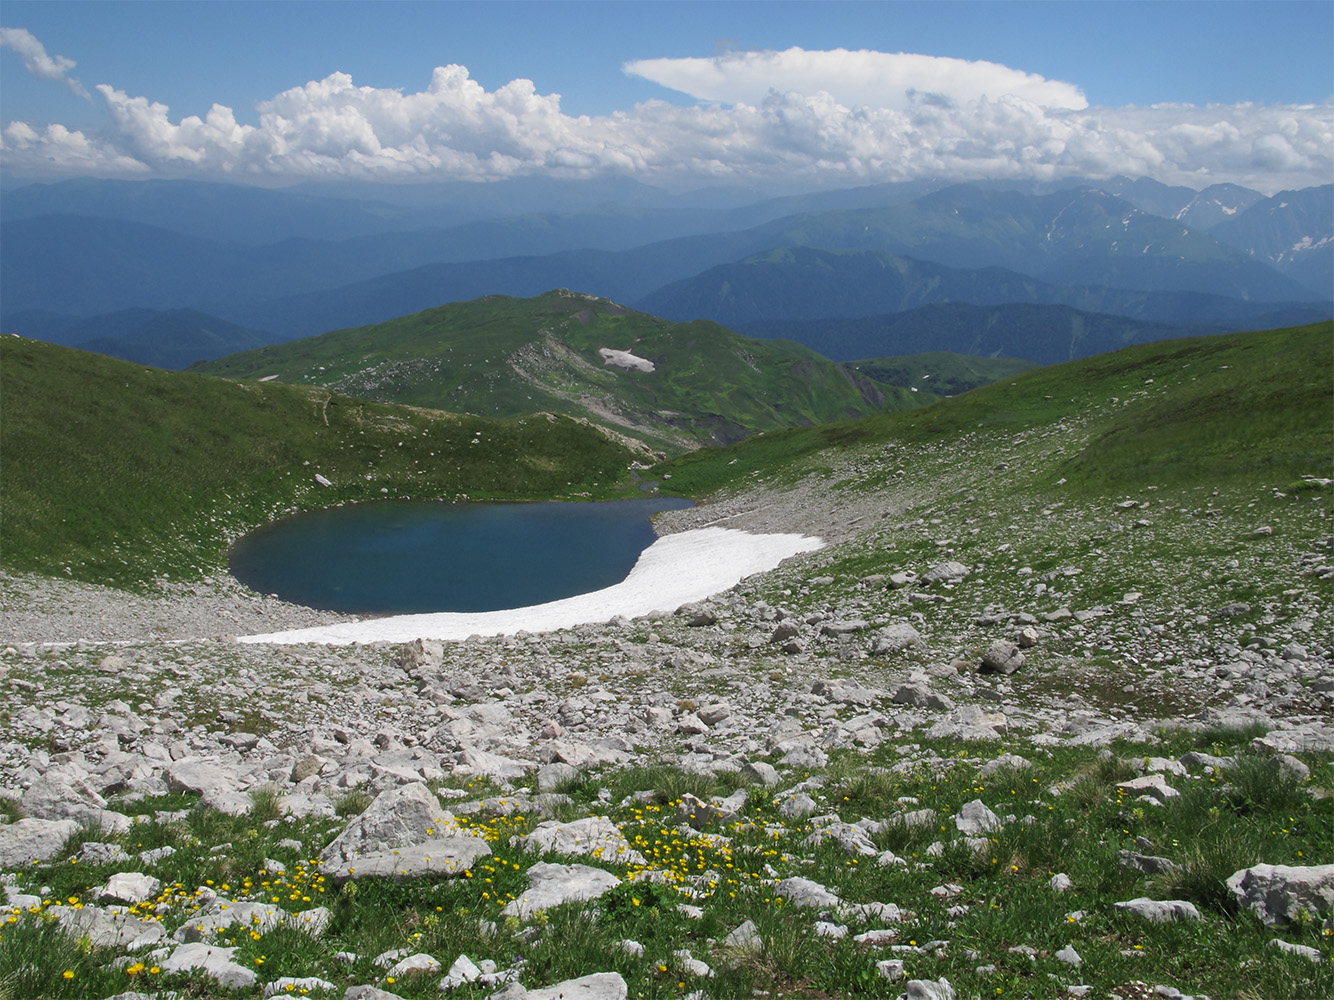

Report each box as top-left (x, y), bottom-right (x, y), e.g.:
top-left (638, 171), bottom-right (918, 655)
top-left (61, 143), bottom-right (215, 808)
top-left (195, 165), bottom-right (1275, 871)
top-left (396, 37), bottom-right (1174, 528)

top-left (1, 0), bottom-right (1331, 193)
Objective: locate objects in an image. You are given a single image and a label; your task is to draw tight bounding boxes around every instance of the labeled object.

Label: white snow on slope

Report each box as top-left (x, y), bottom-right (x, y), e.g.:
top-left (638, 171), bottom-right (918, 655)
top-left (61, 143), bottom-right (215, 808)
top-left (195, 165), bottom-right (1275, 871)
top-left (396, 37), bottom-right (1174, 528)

top-left (599, 348), bottom-right (655, 373)
top-left (238, 527), bottom-right (822, 645)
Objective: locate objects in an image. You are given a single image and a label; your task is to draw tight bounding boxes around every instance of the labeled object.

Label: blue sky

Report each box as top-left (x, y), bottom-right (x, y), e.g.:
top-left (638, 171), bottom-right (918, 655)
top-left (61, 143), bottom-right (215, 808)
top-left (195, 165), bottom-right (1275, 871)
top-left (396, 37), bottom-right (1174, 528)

top-left (2, 1), bottom-right (1331, 191)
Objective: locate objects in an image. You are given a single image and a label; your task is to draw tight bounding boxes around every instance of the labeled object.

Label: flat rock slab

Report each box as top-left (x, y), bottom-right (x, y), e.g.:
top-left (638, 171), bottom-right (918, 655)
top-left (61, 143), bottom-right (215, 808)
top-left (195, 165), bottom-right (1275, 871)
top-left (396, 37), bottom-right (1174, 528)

top-left (0, 817), bottom-right (79, 867)
top-left (160, 943), bottom-right (257, 990)
top-left (774, 876), bottom-right (841, 910)
top-left (322, 837), bottom-right (491, 883)
top-left (51, 904), bottom-right (166, 950)
top-left (501, 862), bottom-right (621, 918)
top-left (509, 972), bottom-right (628, 1000)
top-left (1114, 898), bottom-right (1203, 923)
top-left (262, 977), bottom-right (338, 998)
top-left (165, 759), bottom-right (239, 796)
top-left (523, 816), bottom-right (646, 865)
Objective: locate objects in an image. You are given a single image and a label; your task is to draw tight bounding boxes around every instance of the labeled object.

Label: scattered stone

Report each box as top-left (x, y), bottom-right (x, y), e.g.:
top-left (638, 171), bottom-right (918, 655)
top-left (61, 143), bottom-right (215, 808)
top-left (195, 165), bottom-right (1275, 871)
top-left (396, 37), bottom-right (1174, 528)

top-left (319, 782), bottom-right (457, 864)
top-left (774, 876), bottom-right (840, 910)
top-left (903, 978), bottom-right (955, 1000)
top-left (0, 817), bottom-right (80, 866)
top-left (723, 919), bottom-right (763, 952)
top-left (871, 623), bottom-right (922, 655)
top-left (159, 943), bottom-right (257, 990)
top-left (1116, 774), bottom-right (1180, 804)
top-left (954, 799), bottom-right (1001, 834)
top-left (322, 838), bottom-right (491, 883)
top-left (502, 862), bottom-right (621, 918)
top-left (1114, 898), bottom-right (1203, 923)
top-left (979, 640), bottom-right (1025, 675)
top-left (523, 816), bottom-right (645, 865)
top-left (1226, 863), bottom-right (1334, 925)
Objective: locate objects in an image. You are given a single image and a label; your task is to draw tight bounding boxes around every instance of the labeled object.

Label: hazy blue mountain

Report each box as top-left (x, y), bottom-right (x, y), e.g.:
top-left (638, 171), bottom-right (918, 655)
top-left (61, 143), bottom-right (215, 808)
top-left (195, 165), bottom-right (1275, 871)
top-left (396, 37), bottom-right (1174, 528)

top-left (734, 302), bottom-right (1263, 367)
top-left (732, 184), bottom-right (1317, 300)
top-left (0, 178), bottom-right (443, 244)
top-left (2, 307), bottom-right (274, 368)
top-left (74, 309), bottom-right (275, 369)
top-left (1209, 185), bottom-right (1333, 297)
top-left (1089, 176), bottom-right (1264, 229)
top-left (5, 179), bottom-right (1326, 343)
top-left (634, 245), bottom-right (1331, 330)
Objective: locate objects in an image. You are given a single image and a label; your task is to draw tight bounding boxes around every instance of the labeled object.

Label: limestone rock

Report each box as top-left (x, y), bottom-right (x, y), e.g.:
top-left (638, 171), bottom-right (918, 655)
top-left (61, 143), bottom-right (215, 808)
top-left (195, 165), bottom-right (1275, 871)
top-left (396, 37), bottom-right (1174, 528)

top-left (1114, 898), bottom-right (1203, 923)
top-left (922, 562), bottom-right (969, 585)
top-left (870, 623), bottom-right (922, 655)
top-left (319, 782), bottom-right (456, 863)
top-left (159, 943), bottom-right (257, 990)
top-left (263, 977), bottom-right (338, 998)
top-left (523, 816), bottom-right (645, 865)
top-left (99, 872), bottom-right (161, 904)
top-left (502, 862), bottom-right (621, 918)
top-left (955, 799), bottom-right (1001, 835)
top-left (322, 838), bottom-right (491, 883)
top-left (1116, 773), bottom-right (1180, 804)
top-left (1226, 863), bottom-right (1334, 925)
top-left (165, 758), bottom-right (237, 796)
top-left (508, 973), bottom-right (628, 1000)
top-left (774, 876), bottom-right (840, 910)
top-left (905, 979), bottom-right (955, 1000)
top-left (979, 640), bottom-right (1025, 675)
top-left (0, 817), bottom-right (79, 867)
top-left (724, 919), bottom-right (763, 952)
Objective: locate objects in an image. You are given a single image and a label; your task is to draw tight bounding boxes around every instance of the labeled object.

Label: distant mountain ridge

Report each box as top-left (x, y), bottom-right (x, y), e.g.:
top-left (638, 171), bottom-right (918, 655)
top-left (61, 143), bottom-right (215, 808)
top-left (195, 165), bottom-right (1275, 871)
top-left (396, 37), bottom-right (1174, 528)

top-left (635, 245), bottom-right (1330, 335)
top-left (194, 290), bottom-right (915, 452)
top-left (3, 177), bottom-right (1329, 375)
top-left (735, 301), bottom-right (1272, 366)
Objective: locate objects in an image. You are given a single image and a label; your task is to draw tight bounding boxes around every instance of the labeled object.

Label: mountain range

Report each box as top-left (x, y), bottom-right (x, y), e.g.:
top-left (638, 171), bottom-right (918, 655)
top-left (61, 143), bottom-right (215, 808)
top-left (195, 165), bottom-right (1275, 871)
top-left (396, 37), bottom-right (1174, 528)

top-left (2, 175), bottom-right (1328, 374)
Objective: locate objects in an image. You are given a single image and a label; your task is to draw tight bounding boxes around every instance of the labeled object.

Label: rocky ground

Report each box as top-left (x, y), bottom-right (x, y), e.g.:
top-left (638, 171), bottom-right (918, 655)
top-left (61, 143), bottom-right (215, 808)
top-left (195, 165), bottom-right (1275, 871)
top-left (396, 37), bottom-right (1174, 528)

top-left (1, 418), bottom-right (1331, 998)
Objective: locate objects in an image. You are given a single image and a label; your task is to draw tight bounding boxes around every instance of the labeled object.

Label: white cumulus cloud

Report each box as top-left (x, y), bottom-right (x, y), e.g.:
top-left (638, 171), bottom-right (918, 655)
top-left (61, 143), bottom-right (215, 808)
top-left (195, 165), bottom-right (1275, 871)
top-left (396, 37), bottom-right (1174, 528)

top-left (0, 26), bottom-right (89, 98)
top-left (0, 47), bottom-right (1329, 193)
top-left (624, 47), bottom-right (1089, 111)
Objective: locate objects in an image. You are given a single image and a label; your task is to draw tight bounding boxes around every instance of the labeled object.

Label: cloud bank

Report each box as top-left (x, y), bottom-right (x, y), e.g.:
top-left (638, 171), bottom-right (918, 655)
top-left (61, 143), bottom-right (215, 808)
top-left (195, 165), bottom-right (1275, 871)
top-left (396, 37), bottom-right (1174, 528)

top-left (0, 27), bottom-right (88, 98)
top-left (623, 48), bottom-right (1089, 111)
top-left (1, 37), bottom-right (1330, 192)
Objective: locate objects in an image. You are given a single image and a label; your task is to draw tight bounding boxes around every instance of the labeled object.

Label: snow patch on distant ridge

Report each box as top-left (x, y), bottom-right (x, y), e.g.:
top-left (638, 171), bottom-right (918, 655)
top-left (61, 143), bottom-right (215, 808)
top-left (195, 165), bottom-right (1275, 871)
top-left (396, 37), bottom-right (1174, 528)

top-left (599, 348), bottom-right (655, 373)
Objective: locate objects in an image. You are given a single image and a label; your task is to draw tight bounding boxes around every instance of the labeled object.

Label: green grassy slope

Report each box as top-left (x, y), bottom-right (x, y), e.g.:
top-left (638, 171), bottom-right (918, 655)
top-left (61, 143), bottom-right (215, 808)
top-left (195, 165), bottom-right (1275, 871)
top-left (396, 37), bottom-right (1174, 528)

top-left (655, 322), bottom-right (1334, 497)
top-left (195, 290), bottom-right (915, 452)
top-left (0, 337), bottom-right (640, 589)
top-left (848, 351), bottom-right (1037, 397)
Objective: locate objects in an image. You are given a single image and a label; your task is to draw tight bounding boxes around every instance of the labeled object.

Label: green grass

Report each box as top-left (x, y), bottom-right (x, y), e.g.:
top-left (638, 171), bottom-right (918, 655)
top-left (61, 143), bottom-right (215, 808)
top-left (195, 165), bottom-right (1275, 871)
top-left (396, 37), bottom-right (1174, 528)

top-left (654, 322), bottom-right (1334, 498)
top-left (848, 350), bottom-right (1037, 397)
top-left (3, 732), bottom-right (1330, 999)
top-left (0, 336), bottom-right (642, 589)
top-left (194, 290), bottom-right (919, 452)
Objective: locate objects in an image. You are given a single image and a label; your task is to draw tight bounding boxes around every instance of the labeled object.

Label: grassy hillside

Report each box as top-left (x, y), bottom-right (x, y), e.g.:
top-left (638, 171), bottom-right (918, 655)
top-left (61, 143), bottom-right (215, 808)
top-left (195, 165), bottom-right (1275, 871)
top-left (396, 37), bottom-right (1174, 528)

top-left (0, 337), bottom-right (641, 589)
top-left (196, 290), bottom-right (915, 452)
top-left (847, 351), bottom-right (1037, 396)
top-left (654, 322), bottom-right (1334, 498)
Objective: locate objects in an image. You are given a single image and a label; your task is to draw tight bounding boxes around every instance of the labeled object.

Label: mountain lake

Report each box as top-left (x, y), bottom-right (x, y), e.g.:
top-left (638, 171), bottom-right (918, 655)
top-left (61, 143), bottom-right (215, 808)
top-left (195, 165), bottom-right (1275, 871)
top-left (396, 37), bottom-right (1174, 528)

top-left (227, 497), bottom-right (693, 614)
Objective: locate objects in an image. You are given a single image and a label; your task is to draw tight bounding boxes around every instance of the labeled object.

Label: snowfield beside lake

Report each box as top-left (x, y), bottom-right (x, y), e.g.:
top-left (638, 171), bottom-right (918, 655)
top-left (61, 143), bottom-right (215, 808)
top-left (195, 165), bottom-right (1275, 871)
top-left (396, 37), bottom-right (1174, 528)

top-left (238, 527), bottom-right (823, 645)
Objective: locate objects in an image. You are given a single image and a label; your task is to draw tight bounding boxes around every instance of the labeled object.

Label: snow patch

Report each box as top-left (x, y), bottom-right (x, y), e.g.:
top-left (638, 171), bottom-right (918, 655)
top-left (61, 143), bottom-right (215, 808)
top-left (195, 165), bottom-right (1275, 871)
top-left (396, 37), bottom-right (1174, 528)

top-left (238, 526), bottom-right (823, 645)
top-left (599, 348), bottom-right (655, 373)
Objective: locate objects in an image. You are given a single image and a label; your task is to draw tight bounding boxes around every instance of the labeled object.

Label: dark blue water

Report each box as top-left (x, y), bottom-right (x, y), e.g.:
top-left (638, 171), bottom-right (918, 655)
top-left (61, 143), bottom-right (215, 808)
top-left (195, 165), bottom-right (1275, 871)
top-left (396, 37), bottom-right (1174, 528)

top-left (227, 497), bottom-right (692, 614)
